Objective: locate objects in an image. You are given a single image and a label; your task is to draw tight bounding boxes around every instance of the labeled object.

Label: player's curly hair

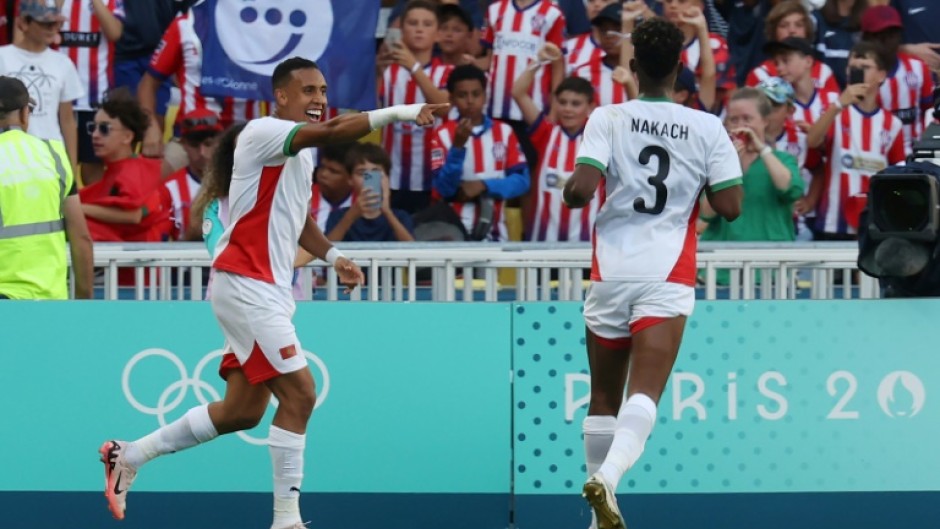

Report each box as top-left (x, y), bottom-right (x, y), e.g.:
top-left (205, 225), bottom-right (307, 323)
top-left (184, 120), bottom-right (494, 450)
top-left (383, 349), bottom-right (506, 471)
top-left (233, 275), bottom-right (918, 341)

top-left (632, 17), bottom-right (684, 82)
top-left (190, 122), bottom-right (247, 235)
top-left (99, 87), bottom-right (149, 144)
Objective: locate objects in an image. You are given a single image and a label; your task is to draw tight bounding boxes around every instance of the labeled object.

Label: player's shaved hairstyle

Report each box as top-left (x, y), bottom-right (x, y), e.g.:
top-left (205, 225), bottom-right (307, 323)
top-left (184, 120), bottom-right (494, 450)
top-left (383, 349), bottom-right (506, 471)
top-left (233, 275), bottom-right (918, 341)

top-left (632, 17), bottom-right (684, 82)
top-left (272, 57), bottom-right (320, 91)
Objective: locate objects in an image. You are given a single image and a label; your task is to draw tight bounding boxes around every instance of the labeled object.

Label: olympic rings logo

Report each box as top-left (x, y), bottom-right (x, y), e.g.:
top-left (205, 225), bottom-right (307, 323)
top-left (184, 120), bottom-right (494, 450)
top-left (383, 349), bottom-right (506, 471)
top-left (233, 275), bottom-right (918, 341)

top-left (122, 348), bottom-right (331, 446)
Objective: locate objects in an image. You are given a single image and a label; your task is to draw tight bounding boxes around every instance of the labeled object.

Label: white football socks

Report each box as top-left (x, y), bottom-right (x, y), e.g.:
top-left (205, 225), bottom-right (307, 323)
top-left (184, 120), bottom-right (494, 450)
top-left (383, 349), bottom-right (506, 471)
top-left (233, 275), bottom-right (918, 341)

top-left (583, 415), bottom-right (616, 477)
top-left (597, 393), bottom-right (657, 491)
top-left (269, 425), bottom-right (306, 529)
top-left (124, 404), bottom-right (219, 469)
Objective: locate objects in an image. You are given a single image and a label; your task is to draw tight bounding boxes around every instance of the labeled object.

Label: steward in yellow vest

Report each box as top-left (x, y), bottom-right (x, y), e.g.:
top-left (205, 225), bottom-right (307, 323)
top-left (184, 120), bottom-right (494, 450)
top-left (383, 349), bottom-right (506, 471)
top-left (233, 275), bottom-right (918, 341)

top-left (0, 76), bottom-right (94, 299)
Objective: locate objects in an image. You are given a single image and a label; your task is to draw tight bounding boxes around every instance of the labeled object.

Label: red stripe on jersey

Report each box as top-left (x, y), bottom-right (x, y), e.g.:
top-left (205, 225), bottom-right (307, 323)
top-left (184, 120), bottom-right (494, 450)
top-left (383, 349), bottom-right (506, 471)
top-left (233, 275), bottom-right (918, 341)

top-left (213, 166), bottom-right (282, 283)
top-left (665, 201), bottom-right (700, 286)
top-left (589, 180), bottom-right (607, 281)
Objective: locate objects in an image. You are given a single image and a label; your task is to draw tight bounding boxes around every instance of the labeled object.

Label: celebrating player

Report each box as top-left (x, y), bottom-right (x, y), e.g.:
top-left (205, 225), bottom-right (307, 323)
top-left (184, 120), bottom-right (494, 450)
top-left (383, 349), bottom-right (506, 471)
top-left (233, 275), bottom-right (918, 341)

top-left (98, 56), bottom-right (448, 529)
top-left (563, 18), bottom-right (744, 529)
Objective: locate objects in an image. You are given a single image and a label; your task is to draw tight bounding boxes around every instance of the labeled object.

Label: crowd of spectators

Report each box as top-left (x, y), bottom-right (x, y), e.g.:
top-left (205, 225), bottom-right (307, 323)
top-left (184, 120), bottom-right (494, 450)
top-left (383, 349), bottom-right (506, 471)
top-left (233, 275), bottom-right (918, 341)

top-left (0, 0), bottom-right (937, 255)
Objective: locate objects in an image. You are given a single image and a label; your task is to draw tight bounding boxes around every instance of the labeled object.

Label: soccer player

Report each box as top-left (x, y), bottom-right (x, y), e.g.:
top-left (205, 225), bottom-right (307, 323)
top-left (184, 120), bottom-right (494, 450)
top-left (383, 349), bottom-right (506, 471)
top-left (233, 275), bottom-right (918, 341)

top-left (98, 57), bottom-right (448, 529)
top-left (563, 18), bottom-right (743, 529)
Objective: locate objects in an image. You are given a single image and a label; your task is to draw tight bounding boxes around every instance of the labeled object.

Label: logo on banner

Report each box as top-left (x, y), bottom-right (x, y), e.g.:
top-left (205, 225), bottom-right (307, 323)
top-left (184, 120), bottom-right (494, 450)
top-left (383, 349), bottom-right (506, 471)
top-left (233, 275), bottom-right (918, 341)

top-left (877, 371), bottom-right (925, 418)
top-left (214, 0), bottom-right (333, 76)
top-left (123, 348), bottom-right (331, 445)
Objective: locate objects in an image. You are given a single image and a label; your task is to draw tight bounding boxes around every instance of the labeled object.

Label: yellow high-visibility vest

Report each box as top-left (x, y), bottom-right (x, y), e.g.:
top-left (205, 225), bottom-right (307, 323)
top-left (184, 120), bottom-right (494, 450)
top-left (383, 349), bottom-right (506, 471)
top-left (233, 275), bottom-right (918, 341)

top-left (0, 128), bottom-right (74, 299)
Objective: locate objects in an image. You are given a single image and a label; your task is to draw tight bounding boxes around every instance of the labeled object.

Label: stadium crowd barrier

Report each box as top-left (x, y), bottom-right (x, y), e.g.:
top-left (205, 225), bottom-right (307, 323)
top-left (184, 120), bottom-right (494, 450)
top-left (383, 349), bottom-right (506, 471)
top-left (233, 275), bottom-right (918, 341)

top-left (78, 241), bottom-right (879, 301)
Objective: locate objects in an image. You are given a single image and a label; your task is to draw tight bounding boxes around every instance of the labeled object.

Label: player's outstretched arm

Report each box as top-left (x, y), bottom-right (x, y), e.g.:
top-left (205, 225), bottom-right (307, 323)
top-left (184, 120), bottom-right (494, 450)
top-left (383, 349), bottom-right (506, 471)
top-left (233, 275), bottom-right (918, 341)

top-left (288, 103), bottom-right (450, 153)
top-left (705, 184), bottom-right (743, 222)
top-left (563, 164), bottom-right (603, 209)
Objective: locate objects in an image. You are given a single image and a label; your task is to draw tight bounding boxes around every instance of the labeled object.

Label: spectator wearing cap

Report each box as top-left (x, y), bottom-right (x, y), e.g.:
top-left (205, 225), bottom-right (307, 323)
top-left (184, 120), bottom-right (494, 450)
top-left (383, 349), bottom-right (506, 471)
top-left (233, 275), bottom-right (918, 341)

top-left (757, 76), bottom-right (823, 241)
top-left (812, 0), bottom-right (867, 89)
top-left (764, 37), bottom-right (841, 129)
top-left (0, 76), bottom-right (93, 299)
top-left (55, 0), bottom-right (125, 188)
top-left (747, 1), bottom-right (840, 94)
top-left (159, 108), bottom-right (222, 241)
top-left (0, 0), bottom-right (83, 170)
top-left (860, 4), bottom-right (934, 155)
top-left (79, 89), bottom-right (170, 242)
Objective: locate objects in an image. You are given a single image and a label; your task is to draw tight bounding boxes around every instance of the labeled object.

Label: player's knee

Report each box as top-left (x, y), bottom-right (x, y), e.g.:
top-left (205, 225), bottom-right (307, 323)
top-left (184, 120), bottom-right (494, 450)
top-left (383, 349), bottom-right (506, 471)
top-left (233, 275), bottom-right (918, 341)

top-left (281, 382), bottom-right (317, 419)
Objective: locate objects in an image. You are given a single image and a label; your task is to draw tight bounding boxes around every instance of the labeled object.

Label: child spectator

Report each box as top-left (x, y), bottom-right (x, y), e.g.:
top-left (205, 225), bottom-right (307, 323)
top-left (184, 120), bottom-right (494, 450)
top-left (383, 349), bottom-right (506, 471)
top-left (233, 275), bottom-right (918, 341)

top-left (813, 0), bottom-right (867, 88)
top-left (747, 1), bottom-right (839, 93)
top-left (571, 3), bottom-right (631, 107)
top-left (160, 108), bottom-right (222, 241)
top-left (436, 4), bottom-right (475, 66)
top-left (310, 142), bottom-right (356, 232)
top-left (325, 143), bottom-right (415, 242)
top-left (481, 0), bottom-right (566, 168)
top-left (431, 65), bottom-right (530, 241)
top-left (765, 37), bottom-right (840, 128)
top-left (79, 90), bottom-right (169, 242)
top-left (860, 4), bottom-right (934, 156)
top-left (662, 0), bottom-right (734, 92)
top-left (564, 0), bottom-right (618, 72)
top-left (513, 55), bottom-right (597, 241)
top-left (378, 0), bottom-right (452, 214)
top-left (806, 41), bottom-right (906, 240)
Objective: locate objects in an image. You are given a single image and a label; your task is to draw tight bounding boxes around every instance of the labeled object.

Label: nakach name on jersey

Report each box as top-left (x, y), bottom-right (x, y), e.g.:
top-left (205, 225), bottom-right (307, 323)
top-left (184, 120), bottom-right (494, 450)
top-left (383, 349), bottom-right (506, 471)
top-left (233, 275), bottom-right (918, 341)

top-left (576, 98), bottom-right (742, 284)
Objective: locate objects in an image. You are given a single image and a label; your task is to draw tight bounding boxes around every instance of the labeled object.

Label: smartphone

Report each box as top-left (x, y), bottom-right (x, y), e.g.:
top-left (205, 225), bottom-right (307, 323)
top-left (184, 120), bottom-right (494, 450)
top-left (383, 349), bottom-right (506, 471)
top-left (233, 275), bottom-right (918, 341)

top-left (384, 28), bottom-right (402, 49)
top-left (848, 67), bottom-right (865, 86)
top-left (362, 169), bottom-right (383, 203)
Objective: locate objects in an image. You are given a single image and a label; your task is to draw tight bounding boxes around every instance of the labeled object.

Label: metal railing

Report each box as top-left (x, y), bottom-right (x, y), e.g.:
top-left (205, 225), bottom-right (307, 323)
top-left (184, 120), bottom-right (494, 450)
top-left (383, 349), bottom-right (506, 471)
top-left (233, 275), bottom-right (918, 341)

top-left (78, 241), bottom-right (878, 301)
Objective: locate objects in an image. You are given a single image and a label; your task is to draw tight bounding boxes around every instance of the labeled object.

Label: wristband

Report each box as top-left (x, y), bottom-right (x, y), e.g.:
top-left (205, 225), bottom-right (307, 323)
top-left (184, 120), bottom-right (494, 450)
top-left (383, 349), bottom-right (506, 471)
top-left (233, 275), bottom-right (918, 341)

top-left (366, 103), bottom-right (423, 130)
top-left (325, 247), bottom-right (344, 265)
top-left (759, 145), bottom-right (772, 157)
top-left (410, 62), bottom-right (421, 74)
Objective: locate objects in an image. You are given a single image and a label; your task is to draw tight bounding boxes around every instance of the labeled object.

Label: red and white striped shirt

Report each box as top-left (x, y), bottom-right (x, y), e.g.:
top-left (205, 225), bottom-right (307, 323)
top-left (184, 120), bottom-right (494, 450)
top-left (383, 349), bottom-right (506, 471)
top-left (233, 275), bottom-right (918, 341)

top-left (483, 0), bottom-right (566, 121)
top-left (309, 183), bottom-right (352, 232)
top-left (430, 119), bottom-right (527, 241)
top-left (793, 89), bottom-right (840, 126)
top-left (58, 0), bottom-right (124, 110)
top-left (161, 167), bottom-right (201, 241)
top-left (572, 57), bottom-right (629, 107)
top-left (878, 53), bottom-right (934, 156)
top-left (817, 105), bottom-right (906, 235)
top-left (680, 33), bottom-right (733, 89)
top-left (774, 118), bottom-right (820, 185)
top-left (380, 58), bottom-right (453, 192)
top-left (149, 11), bottom-right (266, 130)
top-left (746, 59), bottom-right (839, 94)
top-left (565, 32), bottom-right (601, 73)
top-left (527, 116), bottom-right (598, 241)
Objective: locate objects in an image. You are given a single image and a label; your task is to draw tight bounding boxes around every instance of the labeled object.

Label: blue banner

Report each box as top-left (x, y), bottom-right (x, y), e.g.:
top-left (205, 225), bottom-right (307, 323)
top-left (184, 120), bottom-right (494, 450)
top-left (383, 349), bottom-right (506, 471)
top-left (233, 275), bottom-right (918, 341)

top-left (198, 0), bottom-right (380, 110)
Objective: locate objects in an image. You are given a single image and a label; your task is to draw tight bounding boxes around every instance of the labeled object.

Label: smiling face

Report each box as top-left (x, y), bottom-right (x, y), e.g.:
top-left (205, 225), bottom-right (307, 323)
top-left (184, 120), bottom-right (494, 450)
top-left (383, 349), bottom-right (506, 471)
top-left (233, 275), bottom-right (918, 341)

top-left (554, 90), bottom-right (593, 132)
top-left (275, 67), bottom-right (328, 124)
top-left (215, 0), bottom-right (332, 76)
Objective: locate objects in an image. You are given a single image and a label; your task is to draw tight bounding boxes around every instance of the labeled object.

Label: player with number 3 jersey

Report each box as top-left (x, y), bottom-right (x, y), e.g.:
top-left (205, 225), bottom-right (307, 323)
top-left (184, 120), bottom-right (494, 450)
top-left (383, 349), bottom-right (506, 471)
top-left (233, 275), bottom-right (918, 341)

top-left (563, 18), bottom-right (743, 529)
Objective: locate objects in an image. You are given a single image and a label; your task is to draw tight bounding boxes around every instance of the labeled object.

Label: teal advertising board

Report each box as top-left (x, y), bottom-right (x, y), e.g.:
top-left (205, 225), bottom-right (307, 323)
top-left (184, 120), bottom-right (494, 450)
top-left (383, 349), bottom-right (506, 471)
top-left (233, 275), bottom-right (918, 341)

top-left (1, 300), bottom-right (939, 529)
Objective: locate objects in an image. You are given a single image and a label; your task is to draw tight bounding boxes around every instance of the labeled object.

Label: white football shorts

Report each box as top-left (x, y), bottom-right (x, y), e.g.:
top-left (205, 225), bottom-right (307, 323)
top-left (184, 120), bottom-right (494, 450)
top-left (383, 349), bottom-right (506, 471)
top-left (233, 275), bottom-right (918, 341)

top-left (583, 281), bottom-right (695, 339)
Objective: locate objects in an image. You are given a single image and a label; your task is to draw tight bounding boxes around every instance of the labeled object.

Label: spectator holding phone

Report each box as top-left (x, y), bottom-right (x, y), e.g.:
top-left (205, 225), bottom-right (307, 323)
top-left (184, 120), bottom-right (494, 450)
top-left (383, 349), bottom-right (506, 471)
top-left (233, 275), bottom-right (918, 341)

top-left (806, 41), bottom-right (906, 239)
top-left (325, 143), bottom-right (415, 242)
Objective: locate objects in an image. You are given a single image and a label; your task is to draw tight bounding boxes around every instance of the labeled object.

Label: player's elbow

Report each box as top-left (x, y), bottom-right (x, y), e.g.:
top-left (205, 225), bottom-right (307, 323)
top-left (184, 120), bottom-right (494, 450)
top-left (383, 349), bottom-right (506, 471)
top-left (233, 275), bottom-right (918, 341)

top-left (710, 187), bottom-right (743, 221)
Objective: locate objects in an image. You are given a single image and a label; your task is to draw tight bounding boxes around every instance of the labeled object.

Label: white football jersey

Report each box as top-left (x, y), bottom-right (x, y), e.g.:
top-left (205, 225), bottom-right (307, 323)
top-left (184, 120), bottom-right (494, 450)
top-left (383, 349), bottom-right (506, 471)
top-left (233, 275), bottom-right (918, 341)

top-left (577, 99), bottom-right (742, 284)
top-left (213, 117), bottom-right (314, 288)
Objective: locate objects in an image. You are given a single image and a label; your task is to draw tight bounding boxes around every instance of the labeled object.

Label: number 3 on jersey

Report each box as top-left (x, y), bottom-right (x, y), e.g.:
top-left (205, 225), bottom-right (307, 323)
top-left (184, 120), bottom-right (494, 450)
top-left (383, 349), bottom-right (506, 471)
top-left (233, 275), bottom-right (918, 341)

top-left (633, 145), bottom-right (670, 215)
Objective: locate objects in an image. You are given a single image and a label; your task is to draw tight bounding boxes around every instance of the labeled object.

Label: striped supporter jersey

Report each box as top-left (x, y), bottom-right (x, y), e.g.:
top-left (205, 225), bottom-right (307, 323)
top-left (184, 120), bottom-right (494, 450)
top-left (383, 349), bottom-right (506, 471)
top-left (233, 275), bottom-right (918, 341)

top-left (309, 183), bottom-right (352, 232)
top-left (745, 59), bottom-right (839, 94)
top-left (213, 117), bottom-right (313, 287)
top-left (565, 33), bottom-right (601, 72)
top-left (793, 89), bottom-right (839, 126)
top-left (483, 0), bottom-right (565, 121)
top-left (680, 33), bottom-right (733, 88)
top-left (816, 105), bottom-right (906, 235)
top-left (572, 57), bottom-right (629, 107)
top-left (576, 99), bottom-right (742, 284)
top-left (878, 53), bottom-right (934, 156)
top-left (527, 116), bottom-right (598, 241)
top-left (430, 119), bottom-right (527, 241)
top-left (161, 167), bottom-right (201, 241)
top-left (380, 59), bottom-right (453, 192)
top-left (58, 0), bottom-right (124, 110)
top-left (149, 11), bottom-right (266, 129)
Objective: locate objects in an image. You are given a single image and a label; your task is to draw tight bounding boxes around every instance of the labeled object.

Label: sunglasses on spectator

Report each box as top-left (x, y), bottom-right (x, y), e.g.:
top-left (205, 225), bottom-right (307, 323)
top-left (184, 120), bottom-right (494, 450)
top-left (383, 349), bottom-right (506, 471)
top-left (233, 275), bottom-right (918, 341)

top-left (87, 121), bottom-right (119, 136)
top-left (183, 116), bottom-right (219, 130)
